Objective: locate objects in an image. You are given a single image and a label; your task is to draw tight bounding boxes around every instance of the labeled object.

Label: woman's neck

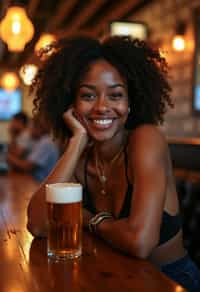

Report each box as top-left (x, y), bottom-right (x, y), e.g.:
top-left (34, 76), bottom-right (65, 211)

top-left (93, 130), bottom-right (128, 163)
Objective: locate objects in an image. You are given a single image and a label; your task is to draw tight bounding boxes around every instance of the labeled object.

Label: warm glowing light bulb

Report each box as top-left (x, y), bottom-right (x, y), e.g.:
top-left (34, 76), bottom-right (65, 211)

top-left (172, 35), bottom-right (185, 51)
top-left (12, 21), bottom-right (21, 34)
top-left (1, 72), bottom-right (20, 91)
top-left (19, 64), bottom-right (38, 85)
top-left (159, 48), bottom-right (167, 59)
top-left (175, 285), bottom-right (185, 292)
top-left (0, 6), bottom-right (34, 52)
top-left (35, 33), bottom-right (56, 54)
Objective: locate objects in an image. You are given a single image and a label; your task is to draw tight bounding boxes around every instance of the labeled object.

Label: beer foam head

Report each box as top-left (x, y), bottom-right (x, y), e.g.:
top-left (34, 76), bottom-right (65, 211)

top-left (46, 183), bottom-right (82, 203)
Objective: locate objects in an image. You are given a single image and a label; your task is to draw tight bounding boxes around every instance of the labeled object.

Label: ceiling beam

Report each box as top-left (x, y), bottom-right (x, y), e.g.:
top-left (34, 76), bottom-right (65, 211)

top-left (66, 0), bottom-right (107, 30)
top-left (54, 0), bottom-right (141, 39)
top-left (27, 0), bottom-right (41, 18)
top-left (46, 0), bottom-right (77, 31)
top-left (90, 0), bottom-right (141, 36)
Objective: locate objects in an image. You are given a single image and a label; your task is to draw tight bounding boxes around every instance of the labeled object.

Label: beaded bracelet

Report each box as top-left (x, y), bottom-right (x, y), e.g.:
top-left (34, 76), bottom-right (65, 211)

top-left (88, 212), bottom-right (113, 233)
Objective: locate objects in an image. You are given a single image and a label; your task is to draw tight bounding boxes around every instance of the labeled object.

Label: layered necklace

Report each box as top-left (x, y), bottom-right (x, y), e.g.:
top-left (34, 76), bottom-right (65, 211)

top-left (94, 143), bottom-right (125, 196)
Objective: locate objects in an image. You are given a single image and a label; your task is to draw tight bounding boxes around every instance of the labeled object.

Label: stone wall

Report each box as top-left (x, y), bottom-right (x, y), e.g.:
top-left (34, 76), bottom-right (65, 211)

top-left (129, 0), bottom-right (200, 137)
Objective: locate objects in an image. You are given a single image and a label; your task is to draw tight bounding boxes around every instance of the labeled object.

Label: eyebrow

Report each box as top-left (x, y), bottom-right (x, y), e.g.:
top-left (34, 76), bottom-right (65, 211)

top-left (79, 83), bottom-right (126, 89)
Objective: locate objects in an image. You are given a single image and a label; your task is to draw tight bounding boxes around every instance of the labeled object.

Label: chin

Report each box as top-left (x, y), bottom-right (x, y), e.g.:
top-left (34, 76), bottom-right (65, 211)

top-left (88, 130), bottom-right (111, 142)
top-left (89, 129), bottom-right (122, 143)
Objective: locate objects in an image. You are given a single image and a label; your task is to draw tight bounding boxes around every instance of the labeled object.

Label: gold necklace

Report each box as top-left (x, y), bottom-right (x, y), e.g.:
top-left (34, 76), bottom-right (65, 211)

top-left (94, 145), bottom-right (125, 196)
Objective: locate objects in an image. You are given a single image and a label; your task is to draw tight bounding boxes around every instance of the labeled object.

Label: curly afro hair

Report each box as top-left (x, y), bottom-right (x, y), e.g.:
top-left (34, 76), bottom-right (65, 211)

top-left (32, 35), bottom-right (173, 142)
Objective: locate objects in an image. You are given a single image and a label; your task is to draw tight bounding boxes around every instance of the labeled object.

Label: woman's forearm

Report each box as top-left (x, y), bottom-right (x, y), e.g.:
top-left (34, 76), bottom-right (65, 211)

top-left (27, 134), bottom-right (86, 237)
top-left (96, 218), bottom-right (155, 259)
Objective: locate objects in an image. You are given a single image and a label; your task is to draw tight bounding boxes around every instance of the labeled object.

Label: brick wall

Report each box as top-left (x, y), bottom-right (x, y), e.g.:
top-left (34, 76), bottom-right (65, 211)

top-left (129, 0), bottom-right (200, 137)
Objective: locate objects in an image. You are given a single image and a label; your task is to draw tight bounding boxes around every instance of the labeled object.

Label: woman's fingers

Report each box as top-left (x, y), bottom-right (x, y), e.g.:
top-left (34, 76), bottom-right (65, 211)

top-left (63, 108), bottom-right (87, 135)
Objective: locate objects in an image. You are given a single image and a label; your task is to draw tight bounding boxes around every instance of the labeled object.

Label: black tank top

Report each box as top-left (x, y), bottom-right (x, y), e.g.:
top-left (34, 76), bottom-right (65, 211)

top-left (83, 147), bottom-right (182, 246)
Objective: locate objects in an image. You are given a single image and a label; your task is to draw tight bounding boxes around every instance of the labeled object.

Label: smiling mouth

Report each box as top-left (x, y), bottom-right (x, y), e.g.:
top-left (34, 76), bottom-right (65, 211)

top-left (89, 118), bottom-right (115, 129)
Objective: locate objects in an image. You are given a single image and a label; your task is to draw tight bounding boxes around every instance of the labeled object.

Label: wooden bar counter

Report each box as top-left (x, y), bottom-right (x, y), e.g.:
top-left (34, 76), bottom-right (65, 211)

top-left (0, 173), bottom-right (186, 291)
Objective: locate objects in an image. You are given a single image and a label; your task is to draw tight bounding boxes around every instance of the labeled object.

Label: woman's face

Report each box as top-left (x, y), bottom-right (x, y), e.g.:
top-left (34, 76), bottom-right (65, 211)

top-left (74, 59), bottom-right (129, 142)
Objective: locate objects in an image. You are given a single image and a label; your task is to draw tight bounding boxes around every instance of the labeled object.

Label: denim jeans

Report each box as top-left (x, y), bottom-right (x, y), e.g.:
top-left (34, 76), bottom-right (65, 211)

top-left (161, 254), bottom-right (200, 291)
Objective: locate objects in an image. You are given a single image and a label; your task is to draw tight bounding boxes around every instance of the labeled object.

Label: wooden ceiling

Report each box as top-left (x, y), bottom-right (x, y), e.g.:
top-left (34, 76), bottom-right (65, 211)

top-left (0, 0), bottom-right (151, 69)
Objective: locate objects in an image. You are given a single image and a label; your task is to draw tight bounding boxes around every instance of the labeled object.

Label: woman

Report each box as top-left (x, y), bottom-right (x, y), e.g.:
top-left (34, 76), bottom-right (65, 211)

top-left (27, 35), bottom-right (200, 290)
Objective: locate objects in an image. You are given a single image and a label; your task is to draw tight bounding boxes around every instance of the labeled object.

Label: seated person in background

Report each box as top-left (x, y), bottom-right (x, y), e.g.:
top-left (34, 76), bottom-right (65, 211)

top-left (7, 118), bottom-right (59, 182)
top-left (27, 35), bottom-right (200, 290)
top-left (8, 111), bottom-right (34, 158)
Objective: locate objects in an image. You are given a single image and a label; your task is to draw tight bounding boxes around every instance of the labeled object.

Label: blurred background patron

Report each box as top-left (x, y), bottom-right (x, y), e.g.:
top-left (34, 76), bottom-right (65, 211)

top-left (7, 118), bottom-right (59, 182)
top-left (8, 111), bottom-right (34, 158)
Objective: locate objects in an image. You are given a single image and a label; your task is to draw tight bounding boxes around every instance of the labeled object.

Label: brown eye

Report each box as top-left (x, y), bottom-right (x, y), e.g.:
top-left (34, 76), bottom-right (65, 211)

top-left (109, 92), bottom-right (124, 100)
top-left (80, 93), bottom-right (96, 101)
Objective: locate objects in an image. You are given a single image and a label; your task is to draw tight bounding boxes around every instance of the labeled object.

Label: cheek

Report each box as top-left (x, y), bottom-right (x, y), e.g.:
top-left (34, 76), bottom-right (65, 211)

top-left (74, 101), bottom-right (92, 116)
top-left (117, 103), bottom-right (129, 116)
top-left (74, 100), bottom-right (84, 113)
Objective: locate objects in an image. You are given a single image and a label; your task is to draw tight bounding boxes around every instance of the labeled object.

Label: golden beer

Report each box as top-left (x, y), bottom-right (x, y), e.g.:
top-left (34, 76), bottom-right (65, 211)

top-left (46, 183), bottom-right (82, 259)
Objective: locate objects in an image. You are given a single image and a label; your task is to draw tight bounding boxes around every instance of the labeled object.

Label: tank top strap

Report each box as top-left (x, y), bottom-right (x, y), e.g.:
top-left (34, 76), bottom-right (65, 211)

top-left (118, 145), bottom-right (133, 218)
top-left (123, 145), bottom-right (131, 185)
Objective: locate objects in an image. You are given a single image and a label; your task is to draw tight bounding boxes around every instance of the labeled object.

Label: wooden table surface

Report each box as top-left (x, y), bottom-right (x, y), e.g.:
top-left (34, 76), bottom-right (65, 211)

top-left (0, 172), bottom-right (187, 292)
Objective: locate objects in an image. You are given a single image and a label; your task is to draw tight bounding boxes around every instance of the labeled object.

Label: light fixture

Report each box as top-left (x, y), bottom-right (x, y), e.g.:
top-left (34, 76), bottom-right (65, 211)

top-left (34, 33), bottom-right (57, 58)
top-left (19, 64), bottom-right (38, 86)
top-left (110, 21), bottom-right (148, 40)
top-left (159, 48), bottom-right (167, 59)
top-left (1, 72), bottom-right (20, 91)
top-left (0, 6), bottom-right (34, 52)
top-left (172, 21), bottom-right (186, 52)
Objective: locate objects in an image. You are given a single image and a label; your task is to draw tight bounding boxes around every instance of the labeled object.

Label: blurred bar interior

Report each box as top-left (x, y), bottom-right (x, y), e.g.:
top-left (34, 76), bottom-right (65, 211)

top-left (0, 0), bottom-right (200, 140)
top-left (0, 0), bottom-right (200, 276)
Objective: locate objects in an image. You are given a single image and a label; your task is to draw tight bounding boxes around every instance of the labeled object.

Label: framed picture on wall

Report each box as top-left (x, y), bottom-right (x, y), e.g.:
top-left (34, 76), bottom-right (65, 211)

top-left (0, 88), bottom-right (22, 121)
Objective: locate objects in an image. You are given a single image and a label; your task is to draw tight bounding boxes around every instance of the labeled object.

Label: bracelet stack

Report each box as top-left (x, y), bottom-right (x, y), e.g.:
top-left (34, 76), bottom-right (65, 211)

top-left (88, 212), bottom-right (113, 233)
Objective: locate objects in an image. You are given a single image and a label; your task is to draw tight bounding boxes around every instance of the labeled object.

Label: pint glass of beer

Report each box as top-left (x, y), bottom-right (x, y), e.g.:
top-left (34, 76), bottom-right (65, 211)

top-left (46, 183), bottom-right (82, 260)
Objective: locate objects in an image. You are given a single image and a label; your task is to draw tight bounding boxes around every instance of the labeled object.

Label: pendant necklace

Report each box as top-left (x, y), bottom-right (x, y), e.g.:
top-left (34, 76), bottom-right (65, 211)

top-left (94, 144), bottom-right (125, 196)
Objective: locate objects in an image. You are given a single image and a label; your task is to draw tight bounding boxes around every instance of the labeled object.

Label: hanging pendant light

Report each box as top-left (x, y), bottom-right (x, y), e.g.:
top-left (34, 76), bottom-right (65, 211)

top-left (172, 36), bottom-right (185, 52)
top-left (1, 72), bottom-right (20, 92)
top-left (172, 21), bottom-right (186, 52)
top-left (0, 6), bottom-right (34, 52)
top-left (19, 64), bottom-right (38, 86)
top-left (34, 33), bottom-right (57, 60)
top-left (35, 33), bottom-right (56, 53)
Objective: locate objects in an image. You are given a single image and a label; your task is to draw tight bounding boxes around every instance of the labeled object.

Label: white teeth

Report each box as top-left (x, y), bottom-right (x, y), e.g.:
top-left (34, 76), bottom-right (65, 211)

top-left (93, 119), bottom-right (112, 125)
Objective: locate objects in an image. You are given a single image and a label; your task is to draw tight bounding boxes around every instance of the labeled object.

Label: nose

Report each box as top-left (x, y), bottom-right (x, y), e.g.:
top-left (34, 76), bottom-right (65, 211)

top-left (93, 95), bottom-right (110, 113)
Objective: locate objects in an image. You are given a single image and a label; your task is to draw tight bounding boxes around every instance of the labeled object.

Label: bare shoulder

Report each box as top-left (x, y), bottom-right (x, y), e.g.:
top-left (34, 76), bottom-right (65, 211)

top-left (127, 124), bottom-right (168, 165)
top-left (129, 124), bottom-right (167, 149)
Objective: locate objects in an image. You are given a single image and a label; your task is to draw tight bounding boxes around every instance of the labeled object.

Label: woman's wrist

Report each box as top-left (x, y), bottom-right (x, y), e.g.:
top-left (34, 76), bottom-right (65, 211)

top-left (63, 134), bottom-right (87, 159)
top-left (88, 212), bottom-right (114, 234)
top-left (71, 132), bottom-right (88, 153)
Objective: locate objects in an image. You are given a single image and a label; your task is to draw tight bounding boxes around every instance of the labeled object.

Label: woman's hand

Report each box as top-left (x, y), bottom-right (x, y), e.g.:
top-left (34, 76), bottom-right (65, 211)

top-left (63, 108), bottom-right (89, 149)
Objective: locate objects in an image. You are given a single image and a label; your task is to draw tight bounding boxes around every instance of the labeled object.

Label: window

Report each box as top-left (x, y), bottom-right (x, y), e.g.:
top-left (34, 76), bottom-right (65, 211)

top-left (0, 89), bottom-right (22, 120)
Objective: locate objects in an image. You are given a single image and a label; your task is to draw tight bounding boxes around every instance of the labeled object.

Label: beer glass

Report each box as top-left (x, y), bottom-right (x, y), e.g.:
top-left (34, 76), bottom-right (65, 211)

top-left (46, 183), bottom-right (82, 260)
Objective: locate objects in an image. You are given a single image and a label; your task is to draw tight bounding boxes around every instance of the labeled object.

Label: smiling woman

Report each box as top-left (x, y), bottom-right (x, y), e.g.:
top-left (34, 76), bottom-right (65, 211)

top-left (27, 35), bottom-right (200, 290)
top-left (74, 60), bottom-right (129, 142)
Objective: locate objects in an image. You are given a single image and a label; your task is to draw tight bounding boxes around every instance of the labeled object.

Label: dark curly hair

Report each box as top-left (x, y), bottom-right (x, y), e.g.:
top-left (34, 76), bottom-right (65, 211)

top-left (32, 35), bottom-right (173, 142)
